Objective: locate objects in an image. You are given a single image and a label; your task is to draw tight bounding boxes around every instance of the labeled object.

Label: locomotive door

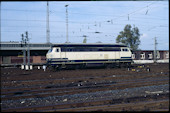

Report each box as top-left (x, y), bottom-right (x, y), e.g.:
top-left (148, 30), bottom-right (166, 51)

top-left (53, 47), bottom-right (62, 59)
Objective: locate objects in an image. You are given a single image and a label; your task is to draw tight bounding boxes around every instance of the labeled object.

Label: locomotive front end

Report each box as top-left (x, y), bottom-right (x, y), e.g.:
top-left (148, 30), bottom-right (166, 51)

top-left (46, 48), bottom-right (53, 66)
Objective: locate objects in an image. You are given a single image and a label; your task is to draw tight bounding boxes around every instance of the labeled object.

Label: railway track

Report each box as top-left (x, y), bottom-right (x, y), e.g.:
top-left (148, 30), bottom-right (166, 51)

top-left (1, 71), bottom-right (168, 88)
top-left (1, 76), bottom-right (168, 101)
top-left (1, 63), bottom-right (169, 111)
top-left (2, 90), bottom-right (169, 112)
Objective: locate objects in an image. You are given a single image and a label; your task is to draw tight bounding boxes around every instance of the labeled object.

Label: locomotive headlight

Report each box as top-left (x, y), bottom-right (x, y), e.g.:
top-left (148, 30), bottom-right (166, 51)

top-left (47, 53), bottom-right (53, 59)
top-left (46, 54), bottom-right (49, 58)
top-left (50, 54), bottom-right (53, 58)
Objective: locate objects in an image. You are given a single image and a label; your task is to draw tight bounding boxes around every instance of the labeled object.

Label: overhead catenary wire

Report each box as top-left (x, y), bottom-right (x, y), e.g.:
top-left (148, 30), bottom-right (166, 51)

top-left (2, 14), bottom-right (168, 25)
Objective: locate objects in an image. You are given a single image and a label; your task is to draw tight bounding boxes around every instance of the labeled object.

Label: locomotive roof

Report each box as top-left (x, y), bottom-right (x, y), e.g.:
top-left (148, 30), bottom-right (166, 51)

top-left (52, 43), bottom-right (127, 48)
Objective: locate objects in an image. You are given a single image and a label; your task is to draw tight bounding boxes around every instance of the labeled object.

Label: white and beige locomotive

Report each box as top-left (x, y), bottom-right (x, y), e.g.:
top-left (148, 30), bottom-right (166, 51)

top-left (46, 43), bottom-right (133, 69)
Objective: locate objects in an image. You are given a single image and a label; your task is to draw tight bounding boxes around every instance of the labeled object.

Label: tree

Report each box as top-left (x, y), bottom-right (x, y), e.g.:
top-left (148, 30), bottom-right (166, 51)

top-left (116, 24), bottom-right (141, 51)
top-left (96, 41), bottom-right (102, 43)
top-left (83, 35), bottom-right (87, 43)
top-left (83, 37), bottom-right (87, 43)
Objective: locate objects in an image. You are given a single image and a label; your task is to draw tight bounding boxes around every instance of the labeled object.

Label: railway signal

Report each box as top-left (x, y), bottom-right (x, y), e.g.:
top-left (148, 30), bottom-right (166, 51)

top-left (21, 34), bottom-right (26, 69)
top-left (20, 31), bottom-right (31, 70)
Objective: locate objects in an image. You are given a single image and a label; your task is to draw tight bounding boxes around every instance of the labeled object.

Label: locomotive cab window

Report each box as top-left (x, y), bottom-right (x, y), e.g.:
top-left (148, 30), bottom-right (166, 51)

top-left (55, 48), bottom-right (59, 52)
top-left (122, 48), bottom-right (129, 52)
top-left (47, 48), bottom-right (53, 53)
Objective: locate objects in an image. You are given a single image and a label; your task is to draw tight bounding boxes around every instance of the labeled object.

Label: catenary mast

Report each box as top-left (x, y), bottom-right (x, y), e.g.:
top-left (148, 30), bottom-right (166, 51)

top-left (46, 1), bottom-right (50, 44)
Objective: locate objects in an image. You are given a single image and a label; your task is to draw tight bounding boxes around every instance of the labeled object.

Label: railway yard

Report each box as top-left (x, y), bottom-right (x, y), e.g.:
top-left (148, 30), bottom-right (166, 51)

top-left (1, 63), bottom-right (169, 112)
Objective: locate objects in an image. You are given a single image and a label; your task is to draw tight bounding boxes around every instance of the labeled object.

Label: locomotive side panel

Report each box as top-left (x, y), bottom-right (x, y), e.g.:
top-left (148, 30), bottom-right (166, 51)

top-left (62, 52), bottom-right (120, 60)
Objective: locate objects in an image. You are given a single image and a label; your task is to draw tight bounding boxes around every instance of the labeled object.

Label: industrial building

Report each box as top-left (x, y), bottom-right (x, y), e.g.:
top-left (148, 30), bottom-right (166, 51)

top-left (0, 41), bottom-right (169, 66)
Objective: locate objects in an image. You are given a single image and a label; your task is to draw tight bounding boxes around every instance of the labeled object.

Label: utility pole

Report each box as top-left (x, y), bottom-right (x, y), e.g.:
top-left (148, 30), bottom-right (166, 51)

top-left (46, 1), bottom-right (50, 44)
top-left (65, 4), bottom-right (69, 43)
top-left (154, 37), bottom-right (158, 63)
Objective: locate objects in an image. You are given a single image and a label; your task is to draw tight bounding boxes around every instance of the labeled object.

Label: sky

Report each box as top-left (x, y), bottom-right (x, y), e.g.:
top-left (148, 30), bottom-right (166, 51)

top-left (1, 1), bottom-right (169, 50)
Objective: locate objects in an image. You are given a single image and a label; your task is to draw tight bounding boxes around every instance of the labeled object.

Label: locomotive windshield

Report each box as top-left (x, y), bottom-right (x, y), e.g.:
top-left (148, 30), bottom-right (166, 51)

top-left (47, 48), bottom-right (53, 53)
